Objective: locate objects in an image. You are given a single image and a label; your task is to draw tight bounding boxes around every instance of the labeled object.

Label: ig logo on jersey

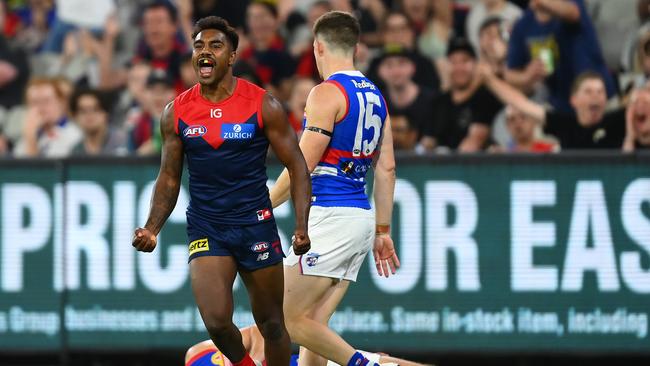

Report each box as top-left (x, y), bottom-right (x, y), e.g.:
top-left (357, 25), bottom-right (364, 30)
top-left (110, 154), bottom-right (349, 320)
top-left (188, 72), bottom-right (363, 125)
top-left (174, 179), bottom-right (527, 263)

top-left (183, 125), bottom-right (207, 138)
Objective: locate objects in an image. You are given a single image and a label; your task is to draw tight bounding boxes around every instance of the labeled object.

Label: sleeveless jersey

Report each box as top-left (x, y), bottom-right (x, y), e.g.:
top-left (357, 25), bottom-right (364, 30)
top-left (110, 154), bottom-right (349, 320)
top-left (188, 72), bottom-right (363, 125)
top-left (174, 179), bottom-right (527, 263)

top-left (174, 79), bottom-right (273, 225)
top-left (309, 71), bottom-right (388, 209)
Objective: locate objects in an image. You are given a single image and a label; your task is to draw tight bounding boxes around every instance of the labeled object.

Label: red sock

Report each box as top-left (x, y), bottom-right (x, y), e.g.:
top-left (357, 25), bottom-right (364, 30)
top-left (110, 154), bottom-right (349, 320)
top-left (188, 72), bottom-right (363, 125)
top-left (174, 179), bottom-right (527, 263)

top-left (232, 354), bottom-right (255, 366)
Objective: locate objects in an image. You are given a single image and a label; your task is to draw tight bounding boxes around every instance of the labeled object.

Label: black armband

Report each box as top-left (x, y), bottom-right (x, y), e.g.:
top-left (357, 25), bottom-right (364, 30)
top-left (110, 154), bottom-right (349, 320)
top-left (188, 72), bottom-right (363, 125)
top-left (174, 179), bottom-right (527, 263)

top-left (304, 126), bottom-right (333, 137)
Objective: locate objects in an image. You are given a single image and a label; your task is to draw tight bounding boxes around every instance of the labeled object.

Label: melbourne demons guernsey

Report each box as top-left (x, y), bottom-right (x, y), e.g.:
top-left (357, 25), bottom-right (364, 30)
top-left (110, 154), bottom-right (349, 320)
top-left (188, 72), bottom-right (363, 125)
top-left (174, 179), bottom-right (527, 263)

top-left (310, 71), bottom-right (388, 209)
top-left (174, 79), bottom-right (273, 225)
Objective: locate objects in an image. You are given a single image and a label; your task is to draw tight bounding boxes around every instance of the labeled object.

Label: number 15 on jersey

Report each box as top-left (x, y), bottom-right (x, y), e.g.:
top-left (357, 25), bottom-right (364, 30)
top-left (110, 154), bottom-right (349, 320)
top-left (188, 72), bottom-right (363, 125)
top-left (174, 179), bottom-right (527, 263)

top-left (352, 92), bottom-right (382, 157)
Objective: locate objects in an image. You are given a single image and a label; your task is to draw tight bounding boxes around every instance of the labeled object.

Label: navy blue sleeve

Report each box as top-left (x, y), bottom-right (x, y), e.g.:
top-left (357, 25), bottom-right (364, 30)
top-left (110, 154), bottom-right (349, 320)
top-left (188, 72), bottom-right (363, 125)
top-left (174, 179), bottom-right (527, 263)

top-left (507, 15), bottom-right (530, 69)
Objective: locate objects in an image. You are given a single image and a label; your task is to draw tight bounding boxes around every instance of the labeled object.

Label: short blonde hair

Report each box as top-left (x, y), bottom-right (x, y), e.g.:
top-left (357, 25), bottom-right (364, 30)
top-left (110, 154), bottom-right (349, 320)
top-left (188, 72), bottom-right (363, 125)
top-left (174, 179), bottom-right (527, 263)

top-left (24, 77), bottom-right (67, 103)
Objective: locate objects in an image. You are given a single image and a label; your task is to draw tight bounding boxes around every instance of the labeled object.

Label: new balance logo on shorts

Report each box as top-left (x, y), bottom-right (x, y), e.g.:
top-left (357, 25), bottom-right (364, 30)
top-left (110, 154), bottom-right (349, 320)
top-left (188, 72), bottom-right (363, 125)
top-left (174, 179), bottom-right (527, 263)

top-left (189, 238), bottom-right (209, 255)
top-left (256, 252), bottom-right (270, 261)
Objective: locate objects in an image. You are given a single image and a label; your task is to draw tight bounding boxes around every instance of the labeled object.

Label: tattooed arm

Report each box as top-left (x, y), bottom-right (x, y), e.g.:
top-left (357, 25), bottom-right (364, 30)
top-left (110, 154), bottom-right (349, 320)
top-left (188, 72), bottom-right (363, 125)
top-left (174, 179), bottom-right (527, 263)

top-left (263, 93), bottom-right (312, 256)
top-left (132, 102), bottom-right (184, 252)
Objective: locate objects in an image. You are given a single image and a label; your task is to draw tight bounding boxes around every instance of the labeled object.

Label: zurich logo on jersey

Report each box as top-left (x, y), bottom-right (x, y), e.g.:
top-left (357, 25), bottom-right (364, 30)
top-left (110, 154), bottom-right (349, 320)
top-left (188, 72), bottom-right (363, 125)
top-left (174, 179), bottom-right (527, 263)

top-left (183, 125), bottom-right (207, 137)
top-left (222, 123), bottom-right (255, 139)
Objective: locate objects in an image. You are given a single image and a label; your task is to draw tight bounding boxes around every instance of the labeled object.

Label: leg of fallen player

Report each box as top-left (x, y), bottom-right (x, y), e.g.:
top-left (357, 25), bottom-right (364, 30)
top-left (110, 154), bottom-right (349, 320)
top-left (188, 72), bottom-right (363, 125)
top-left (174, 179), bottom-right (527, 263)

top-left (191, 256), bottom-right (248, 364)
top-left (240, 262), bottom-right (291, 366)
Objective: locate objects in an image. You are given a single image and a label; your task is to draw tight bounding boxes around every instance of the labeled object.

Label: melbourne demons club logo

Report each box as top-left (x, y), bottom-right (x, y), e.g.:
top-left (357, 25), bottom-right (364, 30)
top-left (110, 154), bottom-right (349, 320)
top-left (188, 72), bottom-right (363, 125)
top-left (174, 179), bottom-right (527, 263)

top-left (256, 208), bottom-right (272, 221)
top-left (183, 125), bottom-right (207, 138)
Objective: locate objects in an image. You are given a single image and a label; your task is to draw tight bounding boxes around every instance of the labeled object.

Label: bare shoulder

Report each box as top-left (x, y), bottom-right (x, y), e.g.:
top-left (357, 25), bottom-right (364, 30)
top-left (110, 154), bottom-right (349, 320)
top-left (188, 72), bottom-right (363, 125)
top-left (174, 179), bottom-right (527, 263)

top-left (261, 92), bottom-right (286, 125)
top-left (160, 101), bottom-right (176, 134)
top-left (306, 82), bottom-right (347, 121)
top-left (307, 82), bottom-right (345, 105)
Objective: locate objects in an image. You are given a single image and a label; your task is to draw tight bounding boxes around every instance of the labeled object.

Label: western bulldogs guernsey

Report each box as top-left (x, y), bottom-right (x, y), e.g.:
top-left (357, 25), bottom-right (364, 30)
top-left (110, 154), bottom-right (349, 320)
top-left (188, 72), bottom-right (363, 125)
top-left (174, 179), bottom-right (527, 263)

top-left (174, 79), bottom-right (273, 226)
top-left (310, 71), bottom-right (388, 209)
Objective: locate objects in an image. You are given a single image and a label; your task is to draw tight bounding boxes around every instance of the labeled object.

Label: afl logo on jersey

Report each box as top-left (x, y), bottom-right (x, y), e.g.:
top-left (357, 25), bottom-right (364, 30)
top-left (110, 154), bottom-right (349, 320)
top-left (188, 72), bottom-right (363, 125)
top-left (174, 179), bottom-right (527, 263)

top-left (183, 125), bottom-right (207, 138)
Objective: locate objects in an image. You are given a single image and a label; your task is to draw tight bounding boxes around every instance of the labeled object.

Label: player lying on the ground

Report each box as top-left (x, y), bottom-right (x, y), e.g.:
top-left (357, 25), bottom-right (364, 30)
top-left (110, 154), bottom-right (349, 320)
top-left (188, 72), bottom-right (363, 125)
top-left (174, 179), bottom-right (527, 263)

top-left (184, 325), bottom-right (428, 366)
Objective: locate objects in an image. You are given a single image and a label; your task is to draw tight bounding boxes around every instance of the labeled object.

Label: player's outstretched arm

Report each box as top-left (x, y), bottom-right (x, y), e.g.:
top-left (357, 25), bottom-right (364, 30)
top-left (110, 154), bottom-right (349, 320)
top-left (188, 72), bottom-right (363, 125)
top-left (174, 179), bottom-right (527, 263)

top-left (132, 102), bottom-right (184, 252)
top-left (263, 93), bottom-right (312, 255)
top-left (372, 115), bottom-right (399, 277)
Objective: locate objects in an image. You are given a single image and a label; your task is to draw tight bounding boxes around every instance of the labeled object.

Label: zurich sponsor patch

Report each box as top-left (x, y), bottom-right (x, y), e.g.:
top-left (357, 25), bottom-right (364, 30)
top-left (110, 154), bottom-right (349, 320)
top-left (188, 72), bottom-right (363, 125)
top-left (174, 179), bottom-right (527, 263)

top-left (305, 252), bottom-right (319, 267)
top-left (251, 242), bottom-right (269, 253)
top-left (183, 125), bottom-right (207, 137)
top-left (222, 123), bottom-right (255, 139)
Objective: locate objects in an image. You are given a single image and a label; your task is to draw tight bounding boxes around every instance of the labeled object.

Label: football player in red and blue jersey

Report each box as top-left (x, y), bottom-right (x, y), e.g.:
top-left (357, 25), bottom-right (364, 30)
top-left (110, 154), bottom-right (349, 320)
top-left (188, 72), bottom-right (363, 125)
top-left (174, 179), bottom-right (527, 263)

top-left (269, 11), bottom-right (399, 366)
top-left (132, 16), bottom-right (312, 366)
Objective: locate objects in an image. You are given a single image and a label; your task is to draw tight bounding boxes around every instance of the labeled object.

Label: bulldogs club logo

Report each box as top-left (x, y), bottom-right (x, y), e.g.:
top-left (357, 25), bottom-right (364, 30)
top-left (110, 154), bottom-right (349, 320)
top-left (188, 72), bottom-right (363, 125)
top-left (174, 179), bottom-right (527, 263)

top-left (306, 253), bottom-right (320, 267)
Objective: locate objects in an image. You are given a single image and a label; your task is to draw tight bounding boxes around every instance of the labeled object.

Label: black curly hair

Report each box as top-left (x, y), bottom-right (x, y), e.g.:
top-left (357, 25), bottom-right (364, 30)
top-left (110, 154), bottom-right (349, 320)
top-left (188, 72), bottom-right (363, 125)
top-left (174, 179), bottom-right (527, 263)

top-left (191, 16), bottom-right (239, 51)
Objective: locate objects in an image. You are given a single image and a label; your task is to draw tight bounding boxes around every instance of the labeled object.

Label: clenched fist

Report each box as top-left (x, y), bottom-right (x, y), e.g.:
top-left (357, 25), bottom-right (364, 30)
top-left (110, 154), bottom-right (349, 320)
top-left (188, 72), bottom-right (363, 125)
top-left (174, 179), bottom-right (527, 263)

top-left (291, 229), bottom-right (311, 255)
top-left (132, 227), bottom-right (157, 252)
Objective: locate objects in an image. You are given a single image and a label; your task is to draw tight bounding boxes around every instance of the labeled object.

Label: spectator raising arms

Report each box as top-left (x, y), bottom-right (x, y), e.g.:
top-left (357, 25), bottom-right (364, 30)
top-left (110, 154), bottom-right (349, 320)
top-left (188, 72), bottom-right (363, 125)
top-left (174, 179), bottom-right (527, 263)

top-left (506, 0), bottom-right (615, 112)
top-left (482, 64), bottom-right (625, 149)
top-left (624, 88), bottom-right (650, 151)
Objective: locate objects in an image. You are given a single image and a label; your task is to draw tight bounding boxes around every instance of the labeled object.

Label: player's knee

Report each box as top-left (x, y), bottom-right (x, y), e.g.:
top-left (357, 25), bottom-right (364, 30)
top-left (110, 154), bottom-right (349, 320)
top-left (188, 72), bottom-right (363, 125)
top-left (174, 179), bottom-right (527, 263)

top-left (257, 318), bottom-right (286, 342)
top-left (203, 316), bottom-right (235, 339)
top-left (283, 315), bottom-right (305, 341)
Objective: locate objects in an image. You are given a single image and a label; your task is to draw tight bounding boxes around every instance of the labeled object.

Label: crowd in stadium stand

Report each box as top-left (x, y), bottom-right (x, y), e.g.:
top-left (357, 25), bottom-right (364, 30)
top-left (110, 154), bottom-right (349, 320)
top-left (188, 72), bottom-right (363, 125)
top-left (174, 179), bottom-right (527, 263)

top-left (0, 0), bottom-right (649, 158)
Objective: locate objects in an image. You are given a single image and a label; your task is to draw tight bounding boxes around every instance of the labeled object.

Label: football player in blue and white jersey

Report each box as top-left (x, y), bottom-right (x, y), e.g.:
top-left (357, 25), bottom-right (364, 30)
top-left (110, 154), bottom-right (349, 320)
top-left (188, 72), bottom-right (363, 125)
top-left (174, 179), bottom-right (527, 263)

top-left (270, 10), bottom-right (399, 366)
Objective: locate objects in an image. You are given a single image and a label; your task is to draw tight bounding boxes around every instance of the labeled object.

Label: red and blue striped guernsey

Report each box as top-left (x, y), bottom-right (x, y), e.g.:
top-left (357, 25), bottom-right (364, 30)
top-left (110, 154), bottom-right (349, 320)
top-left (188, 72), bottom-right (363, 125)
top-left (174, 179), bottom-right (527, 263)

top-left (174, 78), bottom-right (274, 225)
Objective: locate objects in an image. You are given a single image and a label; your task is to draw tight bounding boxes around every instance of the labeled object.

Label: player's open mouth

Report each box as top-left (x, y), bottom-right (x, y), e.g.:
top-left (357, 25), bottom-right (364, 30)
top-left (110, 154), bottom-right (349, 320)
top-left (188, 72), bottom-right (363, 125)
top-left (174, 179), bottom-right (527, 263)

top-left (198, 58), bottom-right (215, 78)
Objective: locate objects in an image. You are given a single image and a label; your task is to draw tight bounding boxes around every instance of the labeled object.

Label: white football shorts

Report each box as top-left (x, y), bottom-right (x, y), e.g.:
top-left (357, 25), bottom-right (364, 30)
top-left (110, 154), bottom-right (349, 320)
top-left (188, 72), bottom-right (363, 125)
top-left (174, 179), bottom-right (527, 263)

top-left (284, 205), bottom-right (374, 281)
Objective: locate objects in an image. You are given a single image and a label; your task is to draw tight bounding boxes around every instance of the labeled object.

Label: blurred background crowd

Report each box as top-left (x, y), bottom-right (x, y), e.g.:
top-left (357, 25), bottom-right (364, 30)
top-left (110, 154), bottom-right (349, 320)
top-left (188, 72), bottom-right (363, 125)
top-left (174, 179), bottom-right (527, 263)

top-left (0, 0), bottom-right (649, 158)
